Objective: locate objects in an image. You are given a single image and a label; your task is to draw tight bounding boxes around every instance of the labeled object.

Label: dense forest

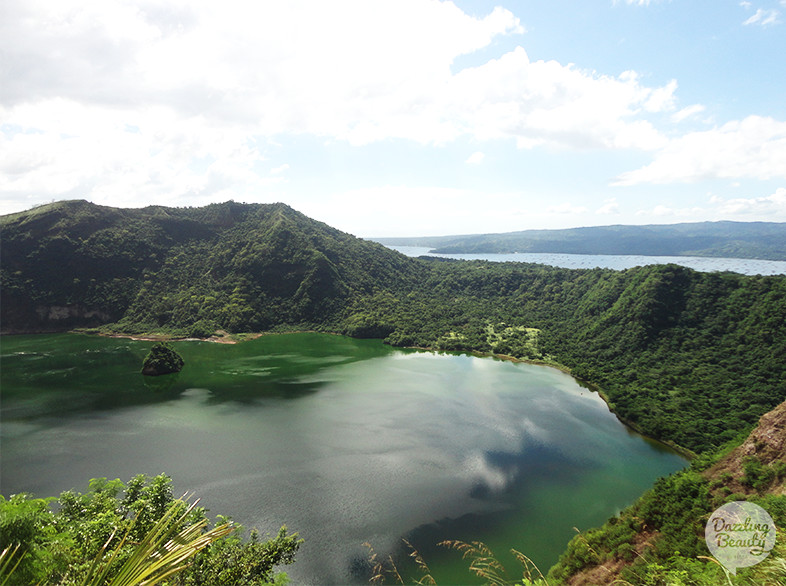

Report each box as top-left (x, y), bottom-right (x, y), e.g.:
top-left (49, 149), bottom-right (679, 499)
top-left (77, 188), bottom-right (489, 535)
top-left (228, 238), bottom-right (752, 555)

top-left (2, 200), bottom-right (786, 584)
top-left (3, 200), bottom-right (784, 454)
top-left (374, 221), bottom-right (786, 259)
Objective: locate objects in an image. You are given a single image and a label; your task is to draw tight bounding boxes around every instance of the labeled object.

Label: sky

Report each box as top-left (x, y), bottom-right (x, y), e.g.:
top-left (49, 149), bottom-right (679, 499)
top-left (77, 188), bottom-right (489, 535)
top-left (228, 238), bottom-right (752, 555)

top-left (1, 0), bottom-right (785, 237)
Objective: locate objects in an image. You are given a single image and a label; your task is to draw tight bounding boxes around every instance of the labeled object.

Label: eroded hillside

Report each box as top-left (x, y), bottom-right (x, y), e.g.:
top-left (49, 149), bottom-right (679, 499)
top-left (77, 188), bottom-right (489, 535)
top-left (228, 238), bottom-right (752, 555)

top-left (549, 401), bottom-right (786, 585)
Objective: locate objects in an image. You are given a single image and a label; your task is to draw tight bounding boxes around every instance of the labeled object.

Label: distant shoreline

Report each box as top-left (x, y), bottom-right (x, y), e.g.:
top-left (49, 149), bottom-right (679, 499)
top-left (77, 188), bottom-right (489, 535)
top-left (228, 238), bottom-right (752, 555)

top-left (385, 246), bottom-right (786, 276)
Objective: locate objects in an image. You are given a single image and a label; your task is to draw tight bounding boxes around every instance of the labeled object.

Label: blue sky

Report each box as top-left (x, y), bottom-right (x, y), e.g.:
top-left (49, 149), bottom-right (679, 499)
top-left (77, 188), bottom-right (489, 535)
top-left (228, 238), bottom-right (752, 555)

top-left (1, 0), bottom-right (785, 236)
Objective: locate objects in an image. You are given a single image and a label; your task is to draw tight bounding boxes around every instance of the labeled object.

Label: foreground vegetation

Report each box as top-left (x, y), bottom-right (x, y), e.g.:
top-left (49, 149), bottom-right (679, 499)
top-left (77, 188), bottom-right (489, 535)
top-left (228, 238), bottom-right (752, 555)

top-left (0, 474), bottom-right (300, 586)
top-left (2, 454), bottom-right (783, 586)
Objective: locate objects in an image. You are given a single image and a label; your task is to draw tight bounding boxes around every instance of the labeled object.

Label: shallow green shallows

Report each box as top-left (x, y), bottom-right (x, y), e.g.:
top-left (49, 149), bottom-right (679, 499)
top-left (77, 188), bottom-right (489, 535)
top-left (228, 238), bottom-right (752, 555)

top-left (0, 333), bottom-right (686, 584)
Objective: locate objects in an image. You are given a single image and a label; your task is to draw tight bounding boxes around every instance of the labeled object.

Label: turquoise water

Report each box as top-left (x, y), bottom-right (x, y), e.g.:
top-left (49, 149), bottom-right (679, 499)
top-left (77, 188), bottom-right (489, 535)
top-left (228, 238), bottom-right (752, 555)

top-left (0, 333), bottom-right (686, 584)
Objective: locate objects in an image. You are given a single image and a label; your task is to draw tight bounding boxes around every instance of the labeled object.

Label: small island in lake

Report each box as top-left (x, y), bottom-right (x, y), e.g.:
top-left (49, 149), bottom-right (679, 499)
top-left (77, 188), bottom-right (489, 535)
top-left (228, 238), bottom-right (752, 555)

top-left (141, 342), bottom-right (184, 376)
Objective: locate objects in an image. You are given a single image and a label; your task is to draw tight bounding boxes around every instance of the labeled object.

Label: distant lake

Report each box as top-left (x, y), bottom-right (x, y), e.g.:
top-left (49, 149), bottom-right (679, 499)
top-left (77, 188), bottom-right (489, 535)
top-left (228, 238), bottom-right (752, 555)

top-left (387, 246), bottom-right (786, 276)
top-left (0, 333), bottom-right (686, 584)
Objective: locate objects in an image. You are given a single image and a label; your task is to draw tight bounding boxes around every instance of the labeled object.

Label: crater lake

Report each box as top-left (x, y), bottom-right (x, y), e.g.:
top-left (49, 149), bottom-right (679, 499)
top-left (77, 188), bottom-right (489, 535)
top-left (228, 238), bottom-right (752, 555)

top-left (0, 333), bottom-right (687, 584)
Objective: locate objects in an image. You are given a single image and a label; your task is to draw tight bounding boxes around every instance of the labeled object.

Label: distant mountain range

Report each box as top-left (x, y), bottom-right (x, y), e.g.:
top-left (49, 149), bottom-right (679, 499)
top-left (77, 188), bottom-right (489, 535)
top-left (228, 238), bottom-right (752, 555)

top-left (373, 221), bottom-right (786, 260)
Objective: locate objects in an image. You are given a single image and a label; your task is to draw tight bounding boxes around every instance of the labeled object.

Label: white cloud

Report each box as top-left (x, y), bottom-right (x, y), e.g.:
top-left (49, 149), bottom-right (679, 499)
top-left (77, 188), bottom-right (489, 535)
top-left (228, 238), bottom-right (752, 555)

top-left (739, 1), bottom-right (782, 26)
top-left (449, 51), bottom-right (672, 150)
top-left (743, 7), bottom-right (780, 25)
top-left (631, 189), bottom-right (786, 223)
top-left (546, 202), bottom-right (589, 214)
top-left (596, 198), bottom-right (620, 214)
top-left (297, 185), bottom-right (601, 236)
top-left (299, 185), bottom-right (489, 236)
top-left (614, 115), bottom-right (786, 185)
top-left (710, 188), bottom-right (786, 215)
top-left (643, 79), bottom-right (678, 112)
top-left (634, 204), bottom-right (705, 218)
top-left (671, 104), bottom-right (705, 123)
top-left (0, 0), bottom-right (686, 211)
top-left (465, 151), bottom-right (485, 165)
top-left (615, 0), bottom-right (661, 5)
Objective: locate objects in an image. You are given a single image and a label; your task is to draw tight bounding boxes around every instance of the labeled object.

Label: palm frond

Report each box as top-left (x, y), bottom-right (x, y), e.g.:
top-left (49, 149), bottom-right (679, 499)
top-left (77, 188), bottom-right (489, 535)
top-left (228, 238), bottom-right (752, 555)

top-left (0, 544), bottom-right (26, 586)
top-left (80, 497), bottom-right (233, 586)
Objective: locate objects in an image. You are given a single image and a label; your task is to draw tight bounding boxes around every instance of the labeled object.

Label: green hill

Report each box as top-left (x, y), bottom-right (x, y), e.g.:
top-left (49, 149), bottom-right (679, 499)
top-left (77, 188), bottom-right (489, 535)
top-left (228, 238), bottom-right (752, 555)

top-left (0, 200), bottom-right (417, 334)
top-left (3, 200), bottom-right (786, 455)
top-left (374, 221), bottom-right (786, 260)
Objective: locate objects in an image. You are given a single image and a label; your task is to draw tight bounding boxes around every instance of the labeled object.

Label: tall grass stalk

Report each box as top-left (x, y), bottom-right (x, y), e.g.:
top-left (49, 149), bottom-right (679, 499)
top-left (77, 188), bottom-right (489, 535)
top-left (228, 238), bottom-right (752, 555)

top-left (365, 538), bottom-right (550, 585)
top-left (439, 540), bottom-right (510, 586)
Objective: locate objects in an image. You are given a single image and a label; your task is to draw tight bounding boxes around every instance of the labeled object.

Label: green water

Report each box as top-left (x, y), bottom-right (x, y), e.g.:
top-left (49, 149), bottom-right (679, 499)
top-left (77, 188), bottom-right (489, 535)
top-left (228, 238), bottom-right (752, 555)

top-left (0, 333), bottom-right (686, 584)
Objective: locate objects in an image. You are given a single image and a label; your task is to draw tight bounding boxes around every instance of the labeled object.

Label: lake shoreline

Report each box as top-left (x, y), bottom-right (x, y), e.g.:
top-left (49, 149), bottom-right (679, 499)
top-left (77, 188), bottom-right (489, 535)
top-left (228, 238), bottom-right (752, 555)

top-left (69, 327), bottom-right (696, 459)
top-left (3, 326), bottom-right (693, 459)
top-left (450, 347), bottom-right (697, 460)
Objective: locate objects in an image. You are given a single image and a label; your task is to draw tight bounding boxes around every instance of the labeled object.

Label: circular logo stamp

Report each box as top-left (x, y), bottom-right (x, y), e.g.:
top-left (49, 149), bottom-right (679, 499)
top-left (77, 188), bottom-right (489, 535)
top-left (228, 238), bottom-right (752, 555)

top-left (705, 501), bottom-right (776, 575)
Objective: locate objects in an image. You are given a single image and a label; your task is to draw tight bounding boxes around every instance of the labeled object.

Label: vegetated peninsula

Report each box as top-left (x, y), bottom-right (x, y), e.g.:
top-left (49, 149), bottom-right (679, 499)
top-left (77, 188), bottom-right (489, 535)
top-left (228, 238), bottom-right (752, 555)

top-left (374, 221), bottom-right (786, 260)
top-left (2, 200), bottom-right (785, 456)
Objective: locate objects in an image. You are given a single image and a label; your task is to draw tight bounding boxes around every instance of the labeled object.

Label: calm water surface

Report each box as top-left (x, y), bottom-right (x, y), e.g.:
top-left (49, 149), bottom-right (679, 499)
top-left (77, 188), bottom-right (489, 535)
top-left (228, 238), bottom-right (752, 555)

top-left (387, 246), bottom-right (786, 275)
top-left (1, 333), bottom-right (686, 584)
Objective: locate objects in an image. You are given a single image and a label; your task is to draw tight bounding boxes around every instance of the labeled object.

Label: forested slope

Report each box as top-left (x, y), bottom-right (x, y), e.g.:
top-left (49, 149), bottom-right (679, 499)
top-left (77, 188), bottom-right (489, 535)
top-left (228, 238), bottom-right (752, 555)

top-left (2, 201), bottom-right (785, 454)
top-left (0, 200), bottom-right (418, 334)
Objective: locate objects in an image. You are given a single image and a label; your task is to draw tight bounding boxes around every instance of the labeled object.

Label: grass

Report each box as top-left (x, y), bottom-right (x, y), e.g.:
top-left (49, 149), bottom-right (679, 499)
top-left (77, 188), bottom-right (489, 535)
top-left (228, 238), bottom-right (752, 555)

top-left (364, 539), bottom-right (550, 586)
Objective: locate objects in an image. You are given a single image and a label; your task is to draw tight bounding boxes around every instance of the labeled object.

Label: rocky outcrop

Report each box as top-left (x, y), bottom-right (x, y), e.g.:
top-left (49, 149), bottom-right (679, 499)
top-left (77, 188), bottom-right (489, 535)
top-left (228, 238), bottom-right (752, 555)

top-left (1, 302), bottom-right (113, 334)
top-left (35, 305), bottom-right (111, 323)
top-left (141, 342), bottom-right (184, 376)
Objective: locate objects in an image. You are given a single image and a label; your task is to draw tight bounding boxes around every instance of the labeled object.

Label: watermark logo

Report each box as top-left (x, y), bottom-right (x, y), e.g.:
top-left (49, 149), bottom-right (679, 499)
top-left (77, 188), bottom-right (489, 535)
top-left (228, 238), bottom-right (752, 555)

top-left (705, 501), bottom-right (776, 575)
